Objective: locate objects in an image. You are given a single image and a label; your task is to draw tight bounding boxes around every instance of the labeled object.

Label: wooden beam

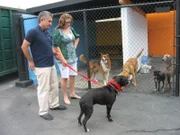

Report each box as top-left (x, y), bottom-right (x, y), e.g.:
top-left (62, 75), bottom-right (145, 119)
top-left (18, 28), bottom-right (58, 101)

top-left (119, 0), bottom-right (146, 17)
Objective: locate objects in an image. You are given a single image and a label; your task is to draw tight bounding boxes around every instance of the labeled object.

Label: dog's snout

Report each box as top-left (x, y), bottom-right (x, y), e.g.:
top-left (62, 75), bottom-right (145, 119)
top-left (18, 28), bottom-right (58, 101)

top-left (101, 57), bottom-right (105, 60)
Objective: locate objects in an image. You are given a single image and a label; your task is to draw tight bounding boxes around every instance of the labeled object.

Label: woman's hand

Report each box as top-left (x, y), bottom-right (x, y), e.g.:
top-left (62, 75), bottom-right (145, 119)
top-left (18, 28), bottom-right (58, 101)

top-left (56, 54), bottom-right (67, 66)
top-left (53, 47), bottom-right (67, 66)
top-left (61, 58), bottom-right (67, 66)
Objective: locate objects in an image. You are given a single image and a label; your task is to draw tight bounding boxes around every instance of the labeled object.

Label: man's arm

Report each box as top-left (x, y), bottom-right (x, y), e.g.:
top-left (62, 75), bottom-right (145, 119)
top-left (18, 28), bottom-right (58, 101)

top-left (21, 39), bottom-right (34, 70)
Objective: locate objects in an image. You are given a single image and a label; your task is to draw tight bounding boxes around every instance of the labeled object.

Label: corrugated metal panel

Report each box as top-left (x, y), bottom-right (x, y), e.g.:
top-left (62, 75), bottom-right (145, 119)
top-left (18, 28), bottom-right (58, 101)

top-left (0, 8), bottom-right (17, 76)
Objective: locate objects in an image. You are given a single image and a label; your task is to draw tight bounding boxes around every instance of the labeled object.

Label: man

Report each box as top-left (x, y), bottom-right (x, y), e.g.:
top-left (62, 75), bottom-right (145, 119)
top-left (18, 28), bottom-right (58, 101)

top-left (21, 11), bottom-right (66, 121)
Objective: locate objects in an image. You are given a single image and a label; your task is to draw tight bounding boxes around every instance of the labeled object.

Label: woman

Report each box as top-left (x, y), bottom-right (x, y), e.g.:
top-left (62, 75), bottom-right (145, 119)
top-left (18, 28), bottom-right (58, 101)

top-left (52, 13), bottom-right (81, 105)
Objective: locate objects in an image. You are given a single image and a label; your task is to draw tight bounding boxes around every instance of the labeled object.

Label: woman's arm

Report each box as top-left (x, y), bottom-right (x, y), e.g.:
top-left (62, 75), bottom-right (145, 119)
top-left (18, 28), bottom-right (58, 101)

top-left (70, 27), bottom-right (80, 49)
top-left (74, 38), bottom-right (79, 49)
top-left (54, 46), bottom-right (67, 65)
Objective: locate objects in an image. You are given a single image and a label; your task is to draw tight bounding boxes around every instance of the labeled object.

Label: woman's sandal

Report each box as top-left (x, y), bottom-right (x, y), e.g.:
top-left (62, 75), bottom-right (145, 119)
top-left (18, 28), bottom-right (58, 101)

top-left (70, 95), bottom-right (81, 99)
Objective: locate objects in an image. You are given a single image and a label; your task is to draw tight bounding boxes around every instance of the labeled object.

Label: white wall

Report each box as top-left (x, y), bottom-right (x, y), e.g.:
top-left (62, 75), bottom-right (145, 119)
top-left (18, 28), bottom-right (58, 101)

top-left (121, 8), bottom-right (148, 70)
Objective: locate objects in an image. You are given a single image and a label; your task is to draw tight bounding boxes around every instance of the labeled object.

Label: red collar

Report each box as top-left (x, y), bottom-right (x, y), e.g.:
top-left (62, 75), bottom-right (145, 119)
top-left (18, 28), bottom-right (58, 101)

top-left (107, 79), bottom-right (122, 92)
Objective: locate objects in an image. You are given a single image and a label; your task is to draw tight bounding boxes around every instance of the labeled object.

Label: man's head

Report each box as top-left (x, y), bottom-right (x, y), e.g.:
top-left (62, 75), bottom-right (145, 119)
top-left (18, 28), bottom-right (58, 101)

top-left (38, 11), bottom-right (53, 30)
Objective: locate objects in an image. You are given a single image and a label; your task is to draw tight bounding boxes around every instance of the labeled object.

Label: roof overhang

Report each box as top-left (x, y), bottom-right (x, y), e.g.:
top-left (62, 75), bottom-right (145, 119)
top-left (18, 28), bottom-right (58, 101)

top-left (26, 0), bottom-right (120, 14)
top-left (26, 0), bottom-right (174, 15)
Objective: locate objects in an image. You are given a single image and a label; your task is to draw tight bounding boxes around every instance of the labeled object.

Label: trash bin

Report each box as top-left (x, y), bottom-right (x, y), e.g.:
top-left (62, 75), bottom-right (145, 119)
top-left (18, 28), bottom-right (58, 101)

top-left (141, 55), bottom-right (149, 64)
top-left (140, 55), bottom-right (151, 73)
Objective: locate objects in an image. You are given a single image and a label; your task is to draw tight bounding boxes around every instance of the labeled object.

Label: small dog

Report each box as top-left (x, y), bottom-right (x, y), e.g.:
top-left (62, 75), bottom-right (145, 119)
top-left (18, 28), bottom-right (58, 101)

top-left (120, 49), bottom-right (144, 86)
top-left (153, 70), bottom-right (165, 92)
top-left (78, 75), bottom-right (129, 132)
top-left (162, 54), bottom-right (176, 93)
top-left (79, 53), bottom-right (111, 85)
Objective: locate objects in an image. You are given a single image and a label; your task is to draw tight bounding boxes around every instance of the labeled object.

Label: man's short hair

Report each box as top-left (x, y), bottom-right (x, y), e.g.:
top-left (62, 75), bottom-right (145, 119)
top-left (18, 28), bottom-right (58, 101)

top-left (38, 11), bottom-right (53, 23)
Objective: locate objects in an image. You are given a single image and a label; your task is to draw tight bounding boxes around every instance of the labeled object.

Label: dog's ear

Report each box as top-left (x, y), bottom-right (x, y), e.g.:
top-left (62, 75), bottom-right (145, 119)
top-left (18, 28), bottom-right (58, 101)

top-left (163, 54), bottom-right (172, 62)
top-left (168, 55), bottom-right (172, 61)
top-left (154, 70), bottom-right (160, 74)
top-left (100, 52), bottom-right (103, 56)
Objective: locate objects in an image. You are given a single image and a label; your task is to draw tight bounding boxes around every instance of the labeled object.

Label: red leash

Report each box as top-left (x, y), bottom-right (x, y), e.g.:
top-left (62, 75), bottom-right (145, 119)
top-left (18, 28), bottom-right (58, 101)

top-left (55, 52), bottom-right (102, 86)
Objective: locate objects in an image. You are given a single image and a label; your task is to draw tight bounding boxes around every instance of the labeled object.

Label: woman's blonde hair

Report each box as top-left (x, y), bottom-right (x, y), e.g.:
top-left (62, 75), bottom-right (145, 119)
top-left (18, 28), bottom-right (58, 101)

top-left (54, 13), bottom-right (72, 30)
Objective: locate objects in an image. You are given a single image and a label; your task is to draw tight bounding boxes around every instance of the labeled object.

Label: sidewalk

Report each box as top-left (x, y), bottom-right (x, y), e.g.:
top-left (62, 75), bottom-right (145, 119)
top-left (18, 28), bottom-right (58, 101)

top-left (1, 79), bottom-right (180, 135)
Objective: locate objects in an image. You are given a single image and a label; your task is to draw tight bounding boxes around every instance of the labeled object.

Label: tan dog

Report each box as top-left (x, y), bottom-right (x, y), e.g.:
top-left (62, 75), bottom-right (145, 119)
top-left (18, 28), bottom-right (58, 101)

top-left (79, 53), bottom-right (111, 85)
top-left (120, 49), bottom-right (144, 86)
top-left (162, 54), bottom-right (176, 93)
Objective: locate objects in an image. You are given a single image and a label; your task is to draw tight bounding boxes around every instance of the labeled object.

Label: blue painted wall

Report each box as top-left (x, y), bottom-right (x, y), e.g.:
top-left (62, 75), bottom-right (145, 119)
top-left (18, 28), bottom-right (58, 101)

top-left (22, 14), bottom-right (39, 84)
top-left (22, 14), bottom-right (87, 84)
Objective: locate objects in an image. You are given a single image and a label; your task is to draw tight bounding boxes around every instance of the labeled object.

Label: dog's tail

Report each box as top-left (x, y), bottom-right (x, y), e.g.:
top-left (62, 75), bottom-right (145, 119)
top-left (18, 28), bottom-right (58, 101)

top-left (136, 48), bottom-right (144, 59)
top-left (79, 54), bottom-right (87, 64)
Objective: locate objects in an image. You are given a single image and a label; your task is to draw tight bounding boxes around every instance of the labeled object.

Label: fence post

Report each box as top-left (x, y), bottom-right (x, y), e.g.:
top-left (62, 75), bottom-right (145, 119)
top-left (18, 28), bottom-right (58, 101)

top-left (20, 17), bottom-right (30, 81)
top-left (175, 0), bottom-right (180, 96)
top-left (13, 14), bottom-right (33, 87)
top-left (83, 10), bottom-right (91, 89)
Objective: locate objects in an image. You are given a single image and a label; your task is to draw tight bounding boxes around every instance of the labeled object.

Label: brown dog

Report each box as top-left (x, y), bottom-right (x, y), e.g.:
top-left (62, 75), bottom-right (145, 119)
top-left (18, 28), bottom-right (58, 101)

top-left (120, 49), bottom-right (144, 86)
top-left (79, 53), bottom-right (111, 85)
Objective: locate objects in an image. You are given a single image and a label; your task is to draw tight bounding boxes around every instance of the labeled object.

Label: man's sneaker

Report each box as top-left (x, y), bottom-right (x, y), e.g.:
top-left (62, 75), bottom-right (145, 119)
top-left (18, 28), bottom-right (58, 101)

top-left (50, 105), bottom-right (67, 110)
top-left (40, 113), bottom-right (53, 121)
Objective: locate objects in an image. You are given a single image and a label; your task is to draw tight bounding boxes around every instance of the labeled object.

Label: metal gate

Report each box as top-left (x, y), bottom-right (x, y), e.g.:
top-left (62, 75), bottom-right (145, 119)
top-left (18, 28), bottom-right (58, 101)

top-left (0, 8), bottom-right (17, 76)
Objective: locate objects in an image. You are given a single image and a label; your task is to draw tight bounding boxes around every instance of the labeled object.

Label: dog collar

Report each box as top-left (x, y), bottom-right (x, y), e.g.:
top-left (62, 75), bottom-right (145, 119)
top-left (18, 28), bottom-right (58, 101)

top-left (107, 79), bottom-right (122, 92)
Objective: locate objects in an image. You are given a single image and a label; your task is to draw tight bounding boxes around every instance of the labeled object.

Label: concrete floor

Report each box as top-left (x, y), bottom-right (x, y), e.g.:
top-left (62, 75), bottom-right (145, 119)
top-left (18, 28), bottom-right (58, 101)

top-left (1, 84), bottom-right (180, 135)
top-left (0, 57), bottom-right (180, 135)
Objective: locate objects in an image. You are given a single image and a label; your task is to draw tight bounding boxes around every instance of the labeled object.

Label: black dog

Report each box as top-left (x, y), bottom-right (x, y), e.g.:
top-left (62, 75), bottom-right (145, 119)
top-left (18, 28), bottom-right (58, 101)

top-left (153, 70), bottom-right (165, 92)
top-left (78, 75), bottom-right (129, 132)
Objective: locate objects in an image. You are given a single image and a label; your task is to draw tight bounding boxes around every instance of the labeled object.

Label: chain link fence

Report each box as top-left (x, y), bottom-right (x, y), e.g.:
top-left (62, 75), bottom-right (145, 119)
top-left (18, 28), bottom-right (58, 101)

top-left (22, 0), bottom-right (176, 94)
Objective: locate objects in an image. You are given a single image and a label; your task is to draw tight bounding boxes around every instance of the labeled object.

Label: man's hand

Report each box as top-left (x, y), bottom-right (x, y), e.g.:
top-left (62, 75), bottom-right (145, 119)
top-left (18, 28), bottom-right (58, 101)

top-left (29, 61), bottom-right (35, 70)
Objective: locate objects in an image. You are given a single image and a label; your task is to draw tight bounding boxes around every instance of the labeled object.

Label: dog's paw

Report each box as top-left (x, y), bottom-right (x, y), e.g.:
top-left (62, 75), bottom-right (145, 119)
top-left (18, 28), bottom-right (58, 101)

top-left (78, 123), bottom-right (82, 126)
top-left (85, 128), bottom-right (90, 132)
top-left (132, 83), bottom-right (137, 87)
top-left (169, 90), bottom-right (173, 95)
top-left (108, 119), bottom-right (113, 122)
top-left (108, 118), bottom-right (113, 122)
top-left (160, 89), bottom-right (165, 94)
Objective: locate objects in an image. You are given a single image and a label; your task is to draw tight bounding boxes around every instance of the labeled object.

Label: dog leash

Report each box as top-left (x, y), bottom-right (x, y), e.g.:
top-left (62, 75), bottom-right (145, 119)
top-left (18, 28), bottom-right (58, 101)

top-left (55, 52), bottom-right (102, 86)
